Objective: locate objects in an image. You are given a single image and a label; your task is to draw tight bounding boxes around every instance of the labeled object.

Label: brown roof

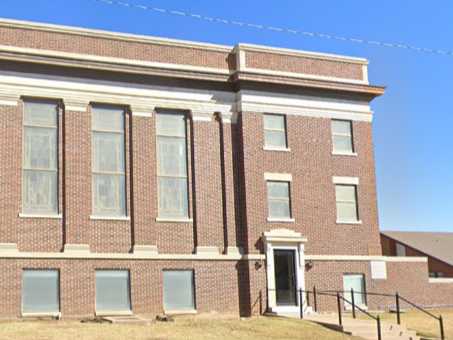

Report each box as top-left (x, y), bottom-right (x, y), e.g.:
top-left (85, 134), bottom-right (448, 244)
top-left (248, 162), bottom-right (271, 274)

top-left (382, 231), bottom-right (453, 266)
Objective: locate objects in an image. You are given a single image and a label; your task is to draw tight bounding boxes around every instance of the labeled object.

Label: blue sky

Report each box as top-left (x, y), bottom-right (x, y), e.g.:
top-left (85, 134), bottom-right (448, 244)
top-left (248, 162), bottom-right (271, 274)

top-left (1, 0), bottom-right (452, 231)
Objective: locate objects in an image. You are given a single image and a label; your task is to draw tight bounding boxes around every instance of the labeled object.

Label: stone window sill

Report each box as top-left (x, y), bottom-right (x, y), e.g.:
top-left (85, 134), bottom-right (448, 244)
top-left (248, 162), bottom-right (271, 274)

top-left (90, 215), bottom-right (130, 221)
top-left (164, 309), bottom-right (197, 315)
top-left (336, 220), bottom-right (362, 225)
top-left (19, 213), bottom-right (62, 219)
top-left (95, 310), bottom-right (133, 317)
top-left (267, 217), bottom-right (295, 223)
top-left (332, 151), bottom-right (358, 157)
top-left (263, 146), bottom-right (291, 152)
top-left (156, 217), bottom-right (193, 223)
top-left (22, 312), bottom-right (60, 318)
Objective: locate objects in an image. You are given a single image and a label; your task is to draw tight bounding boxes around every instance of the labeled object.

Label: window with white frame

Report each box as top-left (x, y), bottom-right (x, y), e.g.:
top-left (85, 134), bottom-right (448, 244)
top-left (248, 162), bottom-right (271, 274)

top-left (267, 181), bottom-right (291, 219)
top-left (335, 184), bottom-right (359, 222)
top-left (263, 114), bottom-right (287, 149)
top-left (156, 112), bottom-right (189, 219)
top-left (22, 100), bottom-right (59, 215)
top-left (331, 120), bottom-right (354, 154)
top-left (92, 105), bottom-right (126, 217)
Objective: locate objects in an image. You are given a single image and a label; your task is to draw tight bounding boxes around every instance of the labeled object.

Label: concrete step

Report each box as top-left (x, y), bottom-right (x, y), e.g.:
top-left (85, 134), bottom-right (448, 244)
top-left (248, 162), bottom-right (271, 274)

top-left (101, 315), bottom-right (151, 325)
top-left (305, 314), bottom-right (421, 340)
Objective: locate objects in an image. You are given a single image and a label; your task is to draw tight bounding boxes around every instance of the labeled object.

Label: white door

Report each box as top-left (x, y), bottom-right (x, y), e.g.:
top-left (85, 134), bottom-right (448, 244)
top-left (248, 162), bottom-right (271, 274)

top-left (343, 274), bottom-right (366, 307)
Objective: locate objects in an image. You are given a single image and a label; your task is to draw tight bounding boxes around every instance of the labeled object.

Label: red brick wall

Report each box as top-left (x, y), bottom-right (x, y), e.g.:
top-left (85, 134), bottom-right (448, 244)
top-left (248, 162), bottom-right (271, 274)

top-left (0, 258), bottom-right (266, 318)
top-left (245, 51), bottom-right (364, 80)
top-left (239, 112), bottom-right (382, 255)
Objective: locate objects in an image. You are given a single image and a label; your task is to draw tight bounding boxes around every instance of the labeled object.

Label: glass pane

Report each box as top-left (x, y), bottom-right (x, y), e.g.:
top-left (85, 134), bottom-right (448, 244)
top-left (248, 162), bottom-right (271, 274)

top-left (274, 250), bottom-right (297, 306)
top-left (267, 181), bottom-right (289, 199)
top-left (23, 170), bottom-right (58, 214)
top-left (22, 270), bottom-right (59, 313)
top-left (336, 202), bottom-right (358, 221)
top-left (163, 271), bottom-right (194, 311)
top-left (335, 185), bottom-right (356, 202)
top-left (343, 274), bottom-right (366, 306)
top-left (157, 137), bottom-right (187, 176)
top-left (93, 174), bottom-right (126, 216)
top-left (24, 101), bottom-right (58, 127)
top-left (268, 200), bottom-right (291, 219)
top-left (156, 113), bottom-right (186, 137)
top-left (333, 135), bottom-right (353, 153)
top-left (92, 106), bottom-right (124, 131)
top-left (95, 271), bottom-right (131, 311)
top-left (158, 177), bottom-right (188, 218)
top-left (332, 120), bottom-right (351, 135)
top-left (24, 127), bottom-right (57, 170)
top-left (264, 114), bottom-right (285, 130)
top-left (264, 130), bottom-right (286, 148)
top-left (93, 132), bottom-right (125, 173)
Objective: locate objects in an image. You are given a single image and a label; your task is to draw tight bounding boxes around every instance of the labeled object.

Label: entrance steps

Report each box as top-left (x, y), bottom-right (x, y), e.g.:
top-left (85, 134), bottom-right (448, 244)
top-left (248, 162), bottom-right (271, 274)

top-left (101, 315), bottom-right (151, 325)
top-left (304, 313), bottom-right (420, 340)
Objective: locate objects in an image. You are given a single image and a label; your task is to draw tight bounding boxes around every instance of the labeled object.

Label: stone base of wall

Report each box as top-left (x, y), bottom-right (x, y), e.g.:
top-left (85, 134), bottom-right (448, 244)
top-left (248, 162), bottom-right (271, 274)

top-left (0, 259), bottom-right (266, 319)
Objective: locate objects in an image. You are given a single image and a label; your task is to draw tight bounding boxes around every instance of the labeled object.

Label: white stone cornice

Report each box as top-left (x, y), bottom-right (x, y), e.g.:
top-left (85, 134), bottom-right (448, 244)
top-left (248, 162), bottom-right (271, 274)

top-left (129, 104), bottom-right (154, 117)
top-left (63, 98), bottom-right (89, 112)
top-left (218, 111), bottom-right (238, 124)
top-left (0, 91), bottom-right (19, 106)
top-left (191, 109), bottom-right (213, 122)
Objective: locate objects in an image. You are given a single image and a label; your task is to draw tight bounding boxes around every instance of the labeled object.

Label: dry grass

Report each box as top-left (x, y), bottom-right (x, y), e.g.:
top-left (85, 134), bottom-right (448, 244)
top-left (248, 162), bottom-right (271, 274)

top-left (0, 314), bottom-right (362, 340)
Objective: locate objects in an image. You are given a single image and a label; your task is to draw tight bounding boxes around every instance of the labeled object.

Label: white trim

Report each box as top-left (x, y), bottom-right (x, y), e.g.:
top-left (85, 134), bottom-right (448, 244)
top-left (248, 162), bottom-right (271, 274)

top-left (22, 312), bottom-right (60, 318)
top-left (264, 172), bottom-right (292, 182)
top-left (237, 90), bottom-right (373, 122)
top-left (89, 215), bottom-right (130, 221)
top-left (95, 310), bottom-right (133, 317)
top-left (267, 218), bottom-right (295, 223)
top-left (332, 151), bottom-right (358, 157)
top-left (155, 217), bottom-right (193, 223)
top-left (130, 104), bottom-right (154, 117)
top-left (64, 244), bottom-right (91, 254)
top-left (305, 255), bottom-right (428, 262)
top-left (0, 71), bottom-right (236, 119)
top-left (18, 213), bottom-right (62, 219)
top-left (0, 243), bottom-right (18, 253)
top-left (336, 220), bottom-right (362, 225)
top-left (0, 250), bottom-right (264, 261)
top-left (429, 278), bottom-right (453, 284)
top-left (164, 309), bottom-right (197, 315)
top-left (333, 176), bottom-right (359, 185)
top-left (263, 229), bottom-right (307, 315)
top-left (0, 98), bottom-right (19, 106)
top-left (263, 146), bottom-right (291, 152)
top-left (133, 245), bottom-right (158, 255)
top-left (195, 246), bottom-right (221, 255)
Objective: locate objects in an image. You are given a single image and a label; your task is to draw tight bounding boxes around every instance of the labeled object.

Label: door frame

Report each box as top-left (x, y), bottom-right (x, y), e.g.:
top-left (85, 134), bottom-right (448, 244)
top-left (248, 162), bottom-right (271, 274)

top-left (263, 229), bottom-right (307, 315)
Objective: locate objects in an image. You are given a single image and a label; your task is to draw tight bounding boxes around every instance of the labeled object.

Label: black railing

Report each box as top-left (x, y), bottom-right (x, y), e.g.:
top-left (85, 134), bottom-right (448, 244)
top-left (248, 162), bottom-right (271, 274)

top-left (266, 287), bottom-right (445, 340)
top-left (305, 287), bottom-right (445, 340)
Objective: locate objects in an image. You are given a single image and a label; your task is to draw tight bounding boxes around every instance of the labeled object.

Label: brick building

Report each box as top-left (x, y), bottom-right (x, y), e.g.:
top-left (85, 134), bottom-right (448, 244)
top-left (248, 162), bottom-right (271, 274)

top-left (381, 231), bottom-right (453, 278)
top-left (0, 18), bottom-right (452, 319)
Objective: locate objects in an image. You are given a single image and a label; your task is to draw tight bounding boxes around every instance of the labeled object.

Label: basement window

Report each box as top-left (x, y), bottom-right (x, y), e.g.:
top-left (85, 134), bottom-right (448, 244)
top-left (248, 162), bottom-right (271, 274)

top-left (22, 269), bottom-right (60, 314)
top-left (95, 270), bottom-right (131, 312)
top-left (163, 270), bottom-right (195, 311)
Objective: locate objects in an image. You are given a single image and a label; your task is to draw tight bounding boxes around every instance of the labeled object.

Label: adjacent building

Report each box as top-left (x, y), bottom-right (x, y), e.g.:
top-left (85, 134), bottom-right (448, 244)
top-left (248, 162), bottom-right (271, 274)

top-left (381, 231), bottom-right (453, 278)
top-left (0, 18), bottom-right (452, 319)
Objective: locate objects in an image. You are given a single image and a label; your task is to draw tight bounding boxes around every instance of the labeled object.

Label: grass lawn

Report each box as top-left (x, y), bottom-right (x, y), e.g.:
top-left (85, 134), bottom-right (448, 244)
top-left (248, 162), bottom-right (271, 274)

top-left (361, 308), bottom-right (453, 339)
top-left (0, 314), bottom-right (362, 340)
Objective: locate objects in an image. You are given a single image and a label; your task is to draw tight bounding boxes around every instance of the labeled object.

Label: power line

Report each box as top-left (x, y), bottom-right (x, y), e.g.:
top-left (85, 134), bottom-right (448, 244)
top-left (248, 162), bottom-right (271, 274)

top-left (93, 0), bottom-right (453, 57)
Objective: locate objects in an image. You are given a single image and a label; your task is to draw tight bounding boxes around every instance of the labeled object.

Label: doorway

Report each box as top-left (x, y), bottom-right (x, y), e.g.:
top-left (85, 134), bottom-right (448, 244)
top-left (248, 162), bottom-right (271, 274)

top-left (274, 249), bottom-right (297, 306)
